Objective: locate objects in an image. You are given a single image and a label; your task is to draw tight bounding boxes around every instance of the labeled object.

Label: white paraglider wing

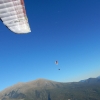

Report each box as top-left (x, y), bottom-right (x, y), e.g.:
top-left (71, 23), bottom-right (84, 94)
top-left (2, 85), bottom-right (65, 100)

top-left (0, 0), bottom-right (31, 34)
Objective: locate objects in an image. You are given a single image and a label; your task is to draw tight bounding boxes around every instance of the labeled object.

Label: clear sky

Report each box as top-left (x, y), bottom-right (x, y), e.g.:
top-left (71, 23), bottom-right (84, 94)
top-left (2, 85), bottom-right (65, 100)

top-left (0, 0), bottom-right (100, 91)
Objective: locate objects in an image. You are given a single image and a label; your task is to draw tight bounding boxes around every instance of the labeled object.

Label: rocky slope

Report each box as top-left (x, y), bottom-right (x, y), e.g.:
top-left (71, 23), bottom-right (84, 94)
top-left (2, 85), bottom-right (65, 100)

top-left (0, 77), bottom-right (100, 100)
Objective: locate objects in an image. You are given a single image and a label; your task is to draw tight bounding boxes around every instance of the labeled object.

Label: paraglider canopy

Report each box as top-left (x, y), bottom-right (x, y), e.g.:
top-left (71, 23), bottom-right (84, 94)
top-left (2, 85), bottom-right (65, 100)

top-left (55, 61), bottom-right (58, 65)
top-left (0, 0), bottom-right (31, 34)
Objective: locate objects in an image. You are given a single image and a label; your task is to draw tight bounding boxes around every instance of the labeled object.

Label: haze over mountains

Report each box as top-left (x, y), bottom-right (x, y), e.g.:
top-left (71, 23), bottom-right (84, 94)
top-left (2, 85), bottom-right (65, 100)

top-left (79, 76), bottom-right (100, 83)
top-left (0, 76), bottom-right (100, 100)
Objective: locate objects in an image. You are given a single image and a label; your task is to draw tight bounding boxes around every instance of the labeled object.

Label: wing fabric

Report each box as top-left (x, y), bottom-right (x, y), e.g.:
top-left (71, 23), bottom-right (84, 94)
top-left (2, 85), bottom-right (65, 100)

top-left (0, 0), bottom-right (31, 34)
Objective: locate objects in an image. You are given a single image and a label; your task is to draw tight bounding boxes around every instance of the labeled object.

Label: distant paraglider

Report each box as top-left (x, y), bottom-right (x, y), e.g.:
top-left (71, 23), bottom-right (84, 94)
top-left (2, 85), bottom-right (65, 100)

top-left (55, 61), bottom-right (58, 65)
top-left (55, 61), bottom-right (60, 70)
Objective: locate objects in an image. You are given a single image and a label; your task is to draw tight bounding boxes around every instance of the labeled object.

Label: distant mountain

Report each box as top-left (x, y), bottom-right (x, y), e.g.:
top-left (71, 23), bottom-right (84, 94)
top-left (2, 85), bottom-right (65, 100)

top-left (79, 76), bottom-right (100, 83)
top-left (0, 78), bottom-right (100, 100)
top-left (97, 76), bottom-right (100, 79)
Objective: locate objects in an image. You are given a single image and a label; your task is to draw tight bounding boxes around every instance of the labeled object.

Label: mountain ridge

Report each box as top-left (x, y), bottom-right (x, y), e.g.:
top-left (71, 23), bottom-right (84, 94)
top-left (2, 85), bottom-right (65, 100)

top-left (79, 76), bottom-right (100, 83)
top-left (0, 76), bottom-right (100, 100)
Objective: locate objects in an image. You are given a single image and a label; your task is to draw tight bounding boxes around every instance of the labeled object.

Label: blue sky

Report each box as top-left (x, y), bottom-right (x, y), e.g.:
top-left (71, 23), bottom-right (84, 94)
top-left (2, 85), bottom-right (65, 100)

top-left (0, 0), bottom-right (100, 91)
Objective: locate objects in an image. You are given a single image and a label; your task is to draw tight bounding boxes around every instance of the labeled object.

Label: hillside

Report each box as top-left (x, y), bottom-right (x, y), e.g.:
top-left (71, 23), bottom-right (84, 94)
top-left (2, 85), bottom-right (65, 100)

top-left (0, 78), bottom-right (100, 100)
